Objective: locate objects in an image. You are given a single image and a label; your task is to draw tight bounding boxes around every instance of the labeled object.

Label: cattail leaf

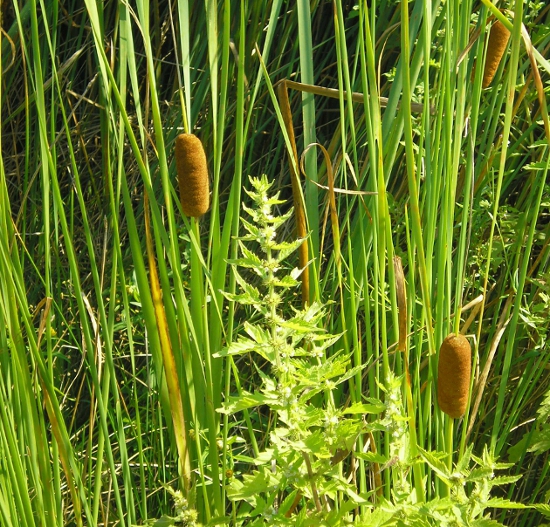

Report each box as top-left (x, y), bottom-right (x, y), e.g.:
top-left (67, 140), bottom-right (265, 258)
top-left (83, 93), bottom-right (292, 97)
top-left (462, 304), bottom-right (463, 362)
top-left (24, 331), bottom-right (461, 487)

top-left (144, 194), bottom-right (192, 491)
top-left (393, 256), bottom-right (407, 353)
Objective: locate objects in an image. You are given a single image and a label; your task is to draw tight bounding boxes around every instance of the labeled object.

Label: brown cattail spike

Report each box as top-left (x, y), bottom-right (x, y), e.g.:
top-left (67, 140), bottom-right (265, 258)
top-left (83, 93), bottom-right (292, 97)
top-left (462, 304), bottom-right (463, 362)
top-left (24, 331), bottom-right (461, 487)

top-left (482, 20), bottom-right (511, 89)
top-left (437, 333), bottom-right (471, 419)
top-left (175, 133), bottom-right (209, 218)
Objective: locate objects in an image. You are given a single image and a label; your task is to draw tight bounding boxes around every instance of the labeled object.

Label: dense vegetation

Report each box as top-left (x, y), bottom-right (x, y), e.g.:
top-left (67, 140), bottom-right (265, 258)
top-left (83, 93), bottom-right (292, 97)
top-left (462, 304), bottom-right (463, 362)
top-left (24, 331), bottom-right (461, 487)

top-left (1, 1), bottom-right (550, 525)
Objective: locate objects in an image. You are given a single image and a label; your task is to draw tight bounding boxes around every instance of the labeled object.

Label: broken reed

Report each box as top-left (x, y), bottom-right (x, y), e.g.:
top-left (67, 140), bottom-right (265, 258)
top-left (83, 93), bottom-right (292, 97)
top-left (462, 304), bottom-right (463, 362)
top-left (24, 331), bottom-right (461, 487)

top-left (483, 19), bottom-right (511, 89)
top-left (437, 334), bottom-right (472, 419)
top-left (175, 133), bottom-right (210, 217)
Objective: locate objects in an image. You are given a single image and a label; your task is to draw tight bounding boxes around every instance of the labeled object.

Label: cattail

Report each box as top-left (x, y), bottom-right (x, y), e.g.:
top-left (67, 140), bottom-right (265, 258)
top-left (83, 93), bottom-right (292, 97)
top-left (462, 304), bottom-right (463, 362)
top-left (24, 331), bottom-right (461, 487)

top-left (175, 133), bottom-right (209, 217)
top-left (482, 20), bottom-right (510, 89)
top-left (437, 334), bottom-right (471, 419)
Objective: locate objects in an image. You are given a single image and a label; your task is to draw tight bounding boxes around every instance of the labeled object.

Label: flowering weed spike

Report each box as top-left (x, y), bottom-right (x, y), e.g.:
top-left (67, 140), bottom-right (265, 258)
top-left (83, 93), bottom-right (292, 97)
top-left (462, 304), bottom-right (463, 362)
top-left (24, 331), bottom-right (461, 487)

top-left (482, 20), bottom-right (510, 89)
top-left (175, 133), bottom-right (210, 217)
top-left (437, 334), bottom-right (471, 419)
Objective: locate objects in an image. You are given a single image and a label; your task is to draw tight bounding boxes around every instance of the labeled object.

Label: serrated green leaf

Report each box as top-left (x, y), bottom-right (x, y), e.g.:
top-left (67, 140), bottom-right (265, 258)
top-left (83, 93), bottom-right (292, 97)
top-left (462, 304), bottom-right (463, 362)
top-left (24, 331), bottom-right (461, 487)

top-left (214, 337), bottom-right (257, 358)
top-left (290, 266), bottom-right (306, 280)
top-left (456, 443), bottom-right (474, 473)
top-left (227, 255), bottom-right (266, 271)
top-left (227, 469), bottom-right (276, 500)
top-left (534, 503), bottom-right (550, 517)
top-left (220, 290), bottom-right (253, 304)
top-left (336, 365), bottom-right (367, 386)
top-left (302, 429), bottom-right (332, 458)
top-left (490, 475), bottom-right (522, 486)
top-left (529, 428), bottom-right (550, 454)
top-left (265, 195), bottom-right (286, 206)
top-left (240, 216), bottom-right (262, 238)
top-left (468, 466), bottom-right (496, 482)
top-left (418, 496), bottom-right (455, 514)
top-left (342, 485), bottom-right (369, 504)
top-left (355, 506), bottom-right (396, 527)
top-left (151, 516), bottom-right (177, 527)
top-left (279, 317), bottom-right (325, 333)
top-left (355, 451), bottom-right (388, 464)
top-left (267, 208), bottom-right (294, 227)
top-left (273, 237), bottom-right (306, 260)
top-left (243, 321), bottom-right (270, 344)
top-left (536, 390), bottom-right (550, 421)
top-left (240, 241), bottom-right (264, 263)
top-left (272, 274), bottom-right (300, 288)
top-left (307, 335), bottom-right (344, 357)
top-left (292, 354), bottom-right (349, 387)
top-left (218, 391), bottom-right (275, 415)
top-left (483, 498), bottom-right (529, 509)
top-left (249, 494), bottom-right (268, 518)
top-left (418, 447), bottom-right (452, 483)
top-left (333, 419), bottom-right (363, 451)
top-left (233, 271), bottom-right (262, 302)
top-left (343, 402), bottom-right (385, 415)
top-left (470, 519), bottom-right (505, 527)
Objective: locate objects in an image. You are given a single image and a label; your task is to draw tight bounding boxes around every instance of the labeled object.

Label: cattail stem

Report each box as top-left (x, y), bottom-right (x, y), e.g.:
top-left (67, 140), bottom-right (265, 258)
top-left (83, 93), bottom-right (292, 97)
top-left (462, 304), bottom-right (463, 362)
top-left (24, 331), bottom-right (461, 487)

top-left (444, 417), bottom-right (454, 497)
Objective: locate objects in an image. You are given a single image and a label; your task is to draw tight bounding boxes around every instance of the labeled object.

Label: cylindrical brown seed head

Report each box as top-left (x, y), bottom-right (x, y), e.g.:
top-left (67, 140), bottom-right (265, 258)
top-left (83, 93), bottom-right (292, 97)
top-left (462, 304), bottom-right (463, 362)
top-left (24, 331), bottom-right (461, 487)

top-left (437, 333), bottom-right (471, 419)
top-left (175, 133), bottom-right (209, 218)
top-left (482, 20), bottom-right (511, 89)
